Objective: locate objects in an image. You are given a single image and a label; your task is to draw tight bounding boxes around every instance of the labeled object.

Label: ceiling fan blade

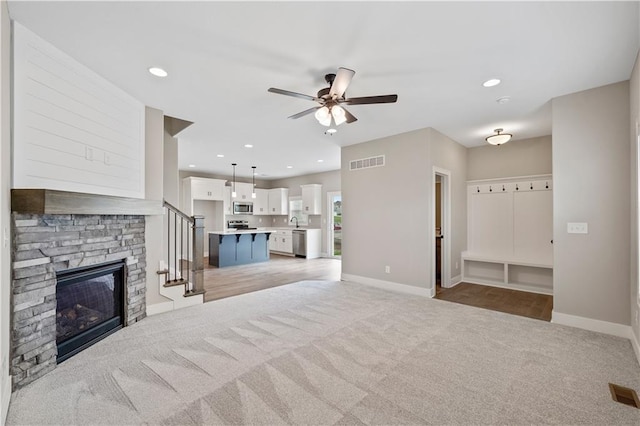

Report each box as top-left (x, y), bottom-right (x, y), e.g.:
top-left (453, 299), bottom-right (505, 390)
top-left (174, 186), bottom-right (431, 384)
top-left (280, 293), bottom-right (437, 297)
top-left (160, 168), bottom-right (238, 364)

top-left (268, 87), bottom-right (318, 102)
top-left (344, 94), bottom-right (398, 105)
top-left (329, 67), bottom-right (355, 98)
top-left (342, 106), bottom-right (358, 124)
top-left (288, 106), bottom-right (320, 119)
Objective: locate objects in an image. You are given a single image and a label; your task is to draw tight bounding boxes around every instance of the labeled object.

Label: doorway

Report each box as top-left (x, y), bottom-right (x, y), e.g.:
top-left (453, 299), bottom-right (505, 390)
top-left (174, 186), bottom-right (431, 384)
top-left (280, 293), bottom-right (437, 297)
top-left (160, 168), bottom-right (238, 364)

top-left (432, 167), bottom-right (451, 295)
top-left (327, 191), bottom-right (342, 258)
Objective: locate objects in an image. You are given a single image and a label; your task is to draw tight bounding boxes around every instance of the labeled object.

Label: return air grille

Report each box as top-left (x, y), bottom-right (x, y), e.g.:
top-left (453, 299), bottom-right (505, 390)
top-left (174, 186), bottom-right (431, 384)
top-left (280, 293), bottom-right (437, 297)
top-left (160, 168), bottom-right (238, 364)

top-left (349, 155), bottom-right (385, 171)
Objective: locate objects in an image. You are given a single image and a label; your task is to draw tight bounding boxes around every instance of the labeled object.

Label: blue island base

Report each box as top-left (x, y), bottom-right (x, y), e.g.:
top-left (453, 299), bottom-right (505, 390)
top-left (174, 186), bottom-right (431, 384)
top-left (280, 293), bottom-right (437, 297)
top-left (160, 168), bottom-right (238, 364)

top-left (209, 232), bottom-right (271, 268)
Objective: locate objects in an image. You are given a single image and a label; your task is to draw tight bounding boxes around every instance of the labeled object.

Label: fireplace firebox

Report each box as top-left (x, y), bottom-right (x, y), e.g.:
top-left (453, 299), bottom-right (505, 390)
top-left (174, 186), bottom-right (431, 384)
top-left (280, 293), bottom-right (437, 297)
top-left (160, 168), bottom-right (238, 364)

top-left (56, 261), bottom-right (126, 363)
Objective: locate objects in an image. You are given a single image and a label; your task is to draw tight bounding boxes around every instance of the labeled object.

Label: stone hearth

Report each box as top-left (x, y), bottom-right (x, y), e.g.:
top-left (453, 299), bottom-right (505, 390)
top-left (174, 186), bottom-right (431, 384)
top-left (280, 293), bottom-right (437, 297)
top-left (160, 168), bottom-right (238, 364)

top-left (10, 213), bottom-right (147, 389)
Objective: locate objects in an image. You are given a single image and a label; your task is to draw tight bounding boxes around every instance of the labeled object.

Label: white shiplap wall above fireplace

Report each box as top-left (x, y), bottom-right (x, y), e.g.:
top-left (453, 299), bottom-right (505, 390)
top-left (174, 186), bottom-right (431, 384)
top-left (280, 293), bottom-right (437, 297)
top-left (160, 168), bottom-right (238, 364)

top-left (12, 22), bottom-right (145, 199)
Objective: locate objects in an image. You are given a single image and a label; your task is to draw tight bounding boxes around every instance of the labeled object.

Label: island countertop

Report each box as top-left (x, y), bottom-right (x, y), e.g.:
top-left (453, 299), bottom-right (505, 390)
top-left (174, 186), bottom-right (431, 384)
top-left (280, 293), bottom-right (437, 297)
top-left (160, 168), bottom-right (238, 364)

top-left (208, 229), bottom-right (272, 235)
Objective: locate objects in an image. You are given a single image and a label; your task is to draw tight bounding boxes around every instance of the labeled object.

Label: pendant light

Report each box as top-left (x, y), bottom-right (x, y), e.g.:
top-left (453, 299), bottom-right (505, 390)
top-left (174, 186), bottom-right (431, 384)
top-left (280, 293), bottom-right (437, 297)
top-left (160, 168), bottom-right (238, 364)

top-left (485, 128), bottom-right (512, 146)
top-left (231, 163), bottom-right (237, 198)
top-left (251, 166), bottom-right (257, 198)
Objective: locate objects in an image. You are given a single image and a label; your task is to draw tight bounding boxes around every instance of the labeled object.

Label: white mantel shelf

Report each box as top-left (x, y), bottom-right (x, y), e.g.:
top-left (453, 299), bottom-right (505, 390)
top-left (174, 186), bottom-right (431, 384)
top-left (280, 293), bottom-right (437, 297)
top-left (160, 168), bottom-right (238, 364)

top-left (11, 189), bottom-right (163, 216)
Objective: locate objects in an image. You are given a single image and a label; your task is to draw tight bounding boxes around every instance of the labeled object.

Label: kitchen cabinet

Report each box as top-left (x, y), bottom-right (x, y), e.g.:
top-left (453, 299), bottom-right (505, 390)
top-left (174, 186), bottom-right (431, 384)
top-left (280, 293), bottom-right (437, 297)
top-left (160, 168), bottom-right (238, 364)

top-left (182, 177), bottom-right (226, 215)
top-left (253, 188), bottom-right (269, 215)
top-left (230, 182), bottom-right (254, 201)
top-left (301, 184), bottom-right (322, 215)
top-left (268, 188), bottom-right (289, 215)
top-left (270, 229), bottom-right (293, 254)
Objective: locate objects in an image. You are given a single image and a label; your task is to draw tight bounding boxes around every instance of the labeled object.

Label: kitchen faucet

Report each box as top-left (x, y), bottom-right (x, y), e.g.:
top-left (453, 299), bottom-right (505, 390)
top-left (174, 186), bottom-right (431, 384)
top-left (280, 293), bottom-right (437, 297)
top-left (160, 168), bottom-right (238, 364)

top-left (290, 216), bottom-right (299, 228)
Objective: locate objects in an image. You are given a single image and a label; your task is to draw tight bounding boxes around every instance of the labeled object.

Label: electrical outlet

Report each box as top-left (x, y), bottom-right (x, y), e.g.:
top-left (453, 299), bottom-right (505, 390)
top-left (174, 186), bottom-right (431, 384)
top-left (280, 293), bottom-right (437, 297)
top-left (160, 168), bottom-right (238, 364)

top-left (258, 218), bottom-right (262, 223)
top-left (283, 218), bottom-right (287, 223)
top-left (272, 218), bottom-right (275, 223)
top-left (309, 218), bottom-right (312, 224)
top-left (567, 222), bottom-right (588, 234)
top-left (385, 265), bottom-right (391, 273)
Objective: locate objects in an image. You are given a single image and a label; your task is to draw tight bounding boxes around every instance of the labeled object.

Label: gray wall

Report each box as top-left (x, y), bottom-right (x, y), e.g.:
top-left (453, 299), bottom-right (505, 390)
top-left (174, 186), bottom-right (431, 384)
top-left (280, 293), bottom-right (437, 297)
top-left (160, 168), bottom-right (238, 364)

top-left (552, 81), bottom-right (630, 325)
top-left (467, 135), bottom-right (552, 181)
top-left (1, 0), bottom-right (11, 420)
top-left (341, 128), bottom-right (466, 289)
top-left (630, 52), bottom-right (640, 343)
top-left (145, 107), bottom-right (170, 307)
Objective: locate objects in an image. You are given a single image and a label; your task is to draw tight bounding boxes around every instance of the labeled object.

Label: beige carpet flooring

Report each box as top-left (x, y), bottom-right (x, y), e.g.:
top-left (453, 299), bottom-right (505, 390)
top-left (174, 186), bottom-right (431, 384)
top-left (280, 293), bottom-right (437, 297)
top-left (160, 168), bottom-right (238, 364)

top-left (6, 280), bottom-right (640, 425)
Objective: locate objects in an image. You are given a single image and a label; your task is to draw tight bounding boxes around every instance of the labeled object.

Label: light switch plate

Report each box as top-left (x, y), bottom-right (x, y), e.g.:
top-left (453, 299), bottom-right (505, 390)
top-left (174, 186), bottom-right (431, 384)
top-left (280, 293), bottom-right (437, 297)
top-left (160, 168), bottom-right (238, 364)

top-left (567, 222), bottom-right (588, 234)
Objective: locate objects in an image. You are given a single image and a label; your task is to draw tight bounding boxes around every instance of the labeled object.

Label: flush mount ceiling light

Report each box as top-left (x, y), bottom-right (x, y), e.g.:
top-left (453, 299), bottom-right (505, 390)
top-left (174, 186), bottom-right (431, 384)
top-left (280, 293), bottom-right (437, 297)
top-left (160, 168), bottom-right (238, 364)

top-left (148, 67), bottom-right (168, 77)
top-left (486, 128), bottom-right (512, 145)
top-left (482, 78), bottom-right (501, 87)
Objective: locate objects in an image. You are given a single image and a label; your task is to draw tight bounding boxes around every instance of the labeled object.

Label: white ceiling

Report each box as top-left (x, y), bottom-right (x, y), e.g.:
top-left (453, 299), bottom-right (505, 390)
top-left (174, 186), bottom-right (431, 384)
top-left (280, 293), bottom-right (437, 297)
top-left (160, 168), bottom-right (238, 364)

top-left (7, 1), bottom-right (640, 180)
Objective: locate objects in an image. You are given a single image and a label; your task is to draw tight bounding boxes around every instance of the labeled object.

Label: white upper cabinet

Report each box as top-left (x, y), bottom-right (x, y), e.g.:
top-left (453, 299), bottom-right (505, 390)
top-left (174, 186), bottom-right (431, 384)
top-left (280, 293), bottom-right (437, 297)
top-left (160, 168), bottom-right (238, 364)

top-left (254, 188), bottom-right (269, 215)
top-left (268, 188), bottom-right (289, 215)
top-left (230, 182), bottom-right (254, 201)
top-left (182, 177), bottom-right (226, 215)
top-left (301, 184), bottom-right (322, 215)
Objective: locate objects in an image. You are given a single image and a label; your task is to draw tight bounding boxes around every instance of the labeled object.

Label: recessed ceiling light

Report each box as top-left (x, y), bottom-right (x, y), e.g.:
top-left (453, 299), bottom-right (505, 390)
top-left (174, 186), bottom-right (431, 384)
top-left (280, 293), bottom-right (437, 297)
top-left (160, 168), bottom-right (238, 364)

top-left (244, 144), bottom-right (253, 148)
top-left (482, 78), bottom-right (501, 87)
top-left (317, 159), bottom-right (324, 163)
top-left (148, 67), bottom-right (168, 77)
top-left (188, 164), bottom-right (196, 168)
top-left (286, 165), bottom-right (293, 169)
top-left (216, 154), bottom-right (224, 158)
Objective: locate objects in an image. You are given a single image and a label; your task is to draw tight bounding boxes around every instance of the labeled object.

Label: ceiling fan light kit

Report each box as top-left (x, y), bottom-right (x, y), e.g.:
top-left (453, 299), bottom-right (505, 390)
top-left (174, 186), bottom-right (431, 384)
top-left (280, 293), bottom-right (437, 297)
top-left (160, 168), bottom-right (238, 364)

top-left (486, 128), bottom-right (512, 145)
top-left (268, 67), bottom-right (398, 128)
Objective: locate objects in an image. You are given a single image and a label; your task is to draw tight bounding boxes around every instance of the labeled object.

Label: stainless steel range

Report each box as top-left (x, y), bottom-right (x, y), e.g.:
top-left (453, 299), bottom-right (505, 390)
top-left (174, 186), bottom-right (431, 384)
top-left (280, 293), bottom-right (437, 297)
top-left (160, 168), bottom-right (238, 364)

top-left (227, 219), bottom-right (257, 230)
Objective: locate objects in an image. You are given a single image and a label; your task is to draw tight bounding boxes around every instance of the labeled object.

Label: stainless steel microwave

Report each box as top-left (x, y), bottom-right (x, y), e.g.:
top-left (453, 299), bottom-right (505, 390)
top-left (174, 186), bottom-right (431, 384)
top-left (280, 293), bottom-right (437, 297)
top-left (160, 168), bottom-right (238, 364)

top-left (233, 202), bottom-right (253, 215)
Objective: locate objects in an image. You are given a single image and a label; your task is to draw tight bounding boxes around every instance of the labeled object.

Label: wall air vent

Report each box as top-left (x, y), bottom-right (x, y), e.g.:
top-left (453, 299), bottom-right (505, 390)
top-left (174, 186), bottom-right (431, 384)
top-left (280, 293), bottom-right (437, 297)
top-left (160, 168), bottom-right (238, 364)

top-left (349, 155), bottom-right (385, 171)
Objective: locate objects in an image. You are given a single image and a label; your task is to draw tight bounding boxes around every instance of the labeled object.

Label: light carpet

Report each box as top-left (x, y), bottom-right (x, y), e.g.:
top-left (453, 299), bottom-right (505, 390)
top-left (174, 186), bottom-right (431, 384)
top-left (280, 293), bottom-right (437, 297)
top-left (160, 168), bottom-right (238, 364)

top-left (6, 280), bottom-right (640, 425)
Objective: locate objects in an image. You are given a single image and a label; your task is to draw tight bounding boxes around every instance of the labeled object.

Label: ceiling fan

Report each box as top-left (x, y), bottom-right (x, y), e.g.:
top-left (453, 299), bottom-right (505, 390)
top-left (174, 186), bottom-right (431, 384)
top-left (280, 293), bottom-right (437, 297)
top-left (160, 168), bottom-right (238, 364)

top-left (268, 67), bottom-right (398, 127)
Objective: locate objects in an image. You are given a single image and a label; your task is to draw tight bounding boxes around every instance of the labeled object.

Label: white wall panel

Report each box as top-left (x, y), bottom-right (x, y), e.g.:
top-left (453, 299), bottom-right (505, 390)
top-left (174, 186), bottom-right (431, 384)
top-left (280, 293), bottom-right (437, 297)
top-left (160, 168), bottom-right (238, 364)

top-left (13, 22), bottom-right (145, 198)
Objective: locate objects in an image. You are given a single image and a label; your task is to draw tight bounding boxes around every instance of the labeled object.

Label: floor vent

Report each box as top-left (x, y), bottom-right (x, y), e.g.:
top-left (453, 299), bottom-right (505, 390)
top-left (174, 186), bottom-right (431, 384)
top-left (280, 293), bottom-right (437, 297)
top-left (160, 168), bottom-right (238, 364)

top-left (609, 383), bottom-right (640, 408)
top-left (349, 155), bottom-right (385, 171)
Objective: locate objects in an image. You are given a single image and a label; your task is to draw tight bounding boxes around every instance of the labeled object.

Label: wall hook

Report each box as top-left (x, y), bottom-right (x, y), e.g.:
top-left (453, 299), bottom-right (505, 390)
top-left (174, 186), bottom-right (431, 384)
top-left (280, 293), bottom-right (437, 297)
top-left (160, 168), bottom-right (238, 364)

top-left (516, 184), bottom-right (519, 191)
top-left (545, 181), bottom-right (549, 189)
top-left (477, 186), bottom-right (480, 193)
top-left (489, 185), bottom-right (492, 192)
top-left (530, 183), bottom-right (533, 190)
top-left (502, 185), bottom-right (505, 191)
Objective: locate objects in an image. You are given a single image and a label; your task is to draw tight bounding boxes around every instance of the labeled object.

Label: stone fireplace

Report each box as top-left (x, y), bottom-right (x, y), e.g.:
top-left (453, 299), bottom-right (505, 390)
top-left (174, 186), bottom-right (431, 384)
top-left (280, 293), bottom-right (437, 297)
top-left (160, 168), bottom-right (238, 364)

top-left (9, 189), bottom-right (159, 389)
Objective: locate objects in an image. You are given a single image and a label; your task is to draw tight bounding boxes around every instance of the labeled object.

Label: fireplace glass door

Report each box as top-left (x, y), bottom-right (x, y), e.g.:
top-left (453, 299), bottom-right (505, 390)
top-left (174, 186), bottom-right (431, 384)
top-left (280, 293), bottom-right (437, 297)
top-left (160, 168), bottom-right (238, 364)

top-left (56, 261), bottom-right (125, 363)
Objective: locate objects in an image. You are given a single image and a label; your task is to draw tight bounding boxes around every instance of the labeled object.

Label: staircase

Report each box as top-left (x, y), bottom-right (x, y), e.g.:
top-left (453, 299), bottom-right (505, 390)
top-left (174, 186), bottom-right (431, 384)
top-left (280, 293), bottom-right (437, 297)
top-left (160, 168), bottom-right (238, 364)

top-left (156, 200), bottom-right (205, 310)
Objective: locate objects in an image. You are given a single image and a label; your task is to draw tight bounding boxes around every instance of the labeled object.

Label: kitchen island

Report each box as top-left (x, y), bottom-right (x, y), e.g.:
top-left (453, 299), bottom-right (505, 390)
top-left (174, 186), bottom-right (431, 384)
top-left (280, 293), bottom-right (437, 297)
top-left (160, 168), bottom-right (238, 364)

top-left (208, 230), bottom-right (271, 268)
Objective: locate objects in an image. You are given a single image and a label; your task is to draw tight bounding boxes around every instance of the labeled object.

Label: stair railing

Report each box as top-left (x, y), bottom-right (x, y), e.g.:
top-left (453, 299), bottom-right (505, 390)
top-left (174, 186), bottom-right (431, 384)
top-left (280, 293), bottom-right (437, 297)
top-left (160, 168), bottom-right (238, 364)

top-left (159, 200), bottom-right (205, 297)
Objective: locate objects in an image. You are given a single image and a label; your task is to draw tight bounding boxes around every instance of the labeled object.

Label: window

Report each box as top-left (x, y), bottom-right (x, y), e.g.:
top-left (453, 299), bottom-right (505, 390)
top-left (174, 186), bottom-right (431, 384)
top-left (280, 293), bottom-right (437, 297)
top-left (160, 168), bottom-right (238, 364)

top-left (289, 196), bottom-right (308, 226)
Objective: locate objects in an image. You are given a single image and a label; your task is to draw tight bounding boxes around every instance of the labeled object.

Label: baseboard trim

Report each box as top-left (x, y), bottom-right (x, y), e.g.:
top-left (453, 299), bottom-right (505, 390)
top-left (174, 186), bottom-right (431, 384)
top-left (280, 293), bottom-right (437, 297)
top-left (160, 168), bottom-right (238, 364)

top-left (450, 274), bottom-right (462, 287)
top-left (630, 329), bottom-right (640, 367)
top-left (551, 310), bottom-right (632, 340)
top-left (341, 273), bottom-right (431, 298)
top-left (146, 301), bottom-right (174, 316)
top-left (1, 372), bottom-right (11, 425)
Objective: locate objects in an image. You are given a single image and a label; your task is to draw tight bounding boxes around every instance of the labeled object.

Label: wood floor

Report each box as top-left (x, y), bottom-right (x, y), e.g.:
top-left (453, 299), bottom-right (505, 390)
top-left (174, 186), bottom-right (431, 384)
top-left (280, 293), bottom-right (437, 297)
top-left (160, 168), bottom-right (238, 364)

top-left (202, 256), bottom-right (552, 321)
top-left (203, 254), bottom-right (341, 302)
top-left (435, 282), bottom-right (553, 321)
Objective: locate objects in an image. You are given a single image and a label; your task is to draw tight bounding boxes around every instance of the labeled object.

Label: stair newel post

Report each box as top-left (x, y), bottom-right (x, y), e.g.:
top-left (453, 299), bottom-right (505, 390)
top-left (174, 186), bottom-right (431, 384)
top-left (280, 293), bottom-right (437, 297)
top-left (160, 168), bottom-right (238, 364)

top-left (191, 215), bottom-right (205, 294)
